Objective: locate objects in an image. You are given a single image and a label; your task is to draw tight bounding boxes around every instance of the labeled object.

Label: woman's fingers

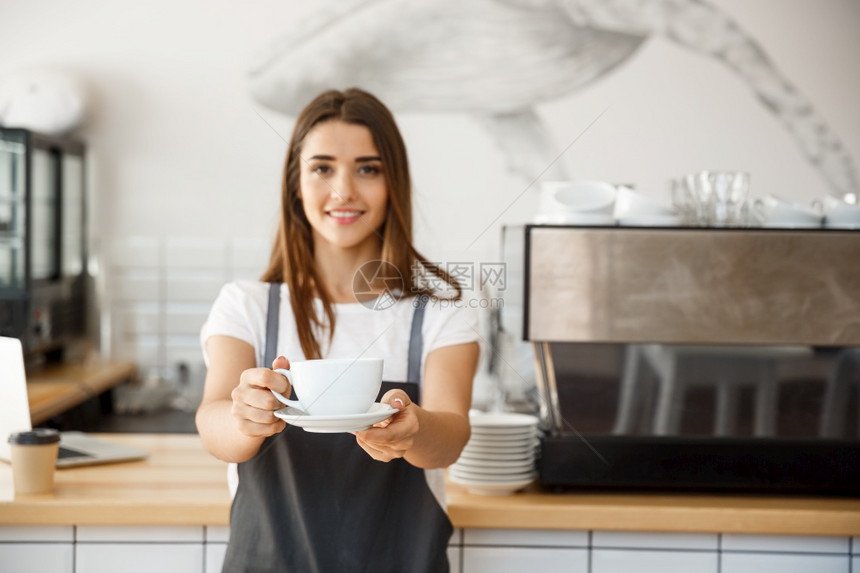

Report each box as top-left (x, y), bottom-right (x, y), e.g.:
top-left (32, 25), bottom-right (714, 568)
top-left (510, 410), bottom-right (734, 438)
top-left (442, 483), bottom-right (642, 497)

top-left (236, 368), bottom-right (290, 408)
top-left (354, 392), bottom-right (418, 461)
top-left (232, 399), bottom-right (281, 425)
top-left (354, 433), bottom-right (407, 462)
top-left (230, 361), bottom-right (293, 437)
top-left (232, 379), bottom-right (281, 411)
top-left (235, 416), bottom-right (286, 438)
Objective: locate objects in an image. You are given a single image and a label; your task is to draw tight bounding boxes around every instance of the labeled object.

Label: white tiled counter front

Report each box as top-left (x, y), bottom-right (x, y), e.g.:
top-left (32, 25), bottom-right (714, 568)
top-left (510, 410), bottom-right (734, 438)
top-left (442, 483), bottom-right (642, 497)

top-left (0, 526), bottom-right (74, 573)
top-left (0, 525), bottom-right (210, 573)
top-left (4, 526), bottom-right (853, 573)
top-left (591, 531), bottom-right (719, 573)
top-left (454, 529), bottom-right (856, 573)
top-left (459, 528), bottom-right (588, 572)
top-left (0, 525), bottom-right (459, 573)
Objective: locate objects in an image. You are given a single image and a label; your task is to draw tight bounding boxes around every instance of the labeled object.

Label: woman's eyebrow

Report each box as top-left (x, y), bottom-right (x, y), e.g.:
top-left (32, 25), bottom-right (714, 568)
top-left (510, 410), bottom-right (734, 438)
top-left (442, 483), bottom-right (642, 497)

top-left (305, 155), bottom-right (381, 162)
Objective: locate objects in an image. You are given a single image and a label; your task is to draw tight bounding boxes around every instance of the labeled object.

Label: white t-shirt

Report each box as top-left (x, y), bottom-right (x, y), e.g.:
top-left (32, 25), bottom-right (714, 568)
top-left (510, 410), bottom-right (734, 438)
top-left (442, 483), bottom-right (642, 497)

top-left (200, 281), bottom-right (481, 376)
top-left (199, 280), bottom-right (482, 505)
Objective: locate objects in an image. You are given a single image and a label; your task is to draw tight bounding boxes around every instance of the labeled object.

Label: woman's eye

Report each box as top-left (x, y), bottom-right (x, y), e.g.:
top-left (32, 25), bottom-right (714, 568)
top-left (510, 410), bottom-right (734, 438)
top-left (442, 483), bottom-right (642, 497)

top-left (311, 164), bottom-right (333, 176)
top-left (358, 164), bottom-right (381, 175)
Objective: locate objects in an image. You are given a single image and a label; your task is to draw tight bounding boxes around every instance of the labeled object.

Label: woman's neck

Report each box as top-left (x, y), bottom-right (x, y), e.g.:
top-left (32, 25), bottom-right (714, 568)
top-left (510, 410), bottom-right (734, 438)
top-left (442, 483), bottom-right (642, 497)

top-left (313, 240), bottom-right (382, 303)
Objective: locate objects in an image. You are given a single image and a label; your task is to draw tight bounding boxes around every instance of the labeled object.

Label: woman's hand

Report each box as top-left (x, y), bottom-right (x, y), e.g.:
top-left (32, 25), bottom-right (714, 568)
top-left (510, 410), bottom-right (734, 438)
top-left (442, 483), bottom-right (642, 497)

top-left (353, 389), bottom-right (418, 462)
top-left (230, 355), bottom-right (292, 438)
top-left (353, 342), bottom-right (478, 468)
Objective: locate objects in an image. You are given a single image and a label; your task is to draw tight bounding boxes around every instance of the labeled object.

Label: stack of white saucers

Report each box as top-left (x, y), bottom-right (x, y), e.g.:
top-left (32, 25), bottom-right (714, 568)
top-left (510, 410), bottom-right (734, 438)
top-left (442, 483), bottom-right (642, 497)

top-left (449, 412), bottom-right (540, 495)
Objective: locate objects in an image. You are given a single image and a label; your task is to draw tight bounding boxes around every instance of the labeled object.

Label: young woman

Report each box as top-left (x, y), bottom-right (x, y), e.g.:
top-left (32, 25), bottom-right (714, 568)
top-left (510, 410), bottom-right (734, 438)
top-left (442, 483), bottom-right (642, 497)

top-left (196, 88), bottom-right (480, 572)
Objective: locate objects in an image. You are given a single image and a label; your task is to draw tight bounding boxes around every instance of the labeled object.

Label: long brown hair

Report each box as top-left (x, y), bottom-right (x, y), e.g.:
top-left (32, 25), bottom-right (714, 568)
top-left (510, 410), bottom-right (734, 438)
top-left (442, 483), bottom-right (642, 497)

top-left (260, 88), bottom-right (460, 359)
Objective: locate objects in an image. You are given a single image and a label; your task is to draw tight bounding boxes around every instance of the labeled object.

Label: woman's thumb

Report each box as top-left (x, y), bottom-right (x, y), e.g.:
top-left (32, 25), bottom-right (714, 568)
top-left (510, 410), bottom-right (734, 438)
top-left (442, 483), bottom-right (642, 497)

top-left (380, 389), bottom-right (410, 410)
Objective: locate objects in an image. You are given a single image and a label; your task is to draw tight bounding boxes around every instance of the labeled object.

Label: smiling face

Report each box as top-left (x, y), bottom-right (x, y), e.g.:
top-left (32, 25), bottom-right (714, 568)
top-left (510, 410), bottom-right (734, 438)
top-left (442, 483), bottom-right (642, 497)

top-left (299, 120), bottom-right (389, 255)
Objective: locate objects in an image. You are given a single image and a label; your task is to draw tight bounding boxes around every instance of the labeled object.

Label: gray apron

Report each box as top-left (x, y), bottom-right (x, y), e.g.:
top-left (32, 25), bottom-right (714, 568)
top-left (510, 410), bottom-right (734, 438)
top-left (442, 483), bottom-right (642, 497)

top-left (221, 285), bottom-right (452, 572)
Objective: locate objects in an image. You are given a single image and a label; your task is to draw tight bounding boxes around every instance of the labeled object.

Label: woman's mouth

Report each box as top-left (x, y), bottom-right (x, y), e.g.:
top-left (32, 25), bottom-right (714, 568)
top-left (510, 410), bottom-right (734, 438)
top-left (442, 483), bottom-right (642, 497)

top-left (327, 209), bottom-right (364, 224)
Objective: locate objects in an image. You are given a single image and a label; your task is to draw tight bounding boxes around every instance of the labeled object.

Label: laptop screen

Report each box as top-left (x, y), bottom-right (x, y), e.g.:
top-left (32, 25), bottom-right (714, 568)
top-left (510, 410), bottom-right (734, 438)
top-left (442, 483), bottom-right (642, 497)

top-left (0, 336), bottom-right (36, 461)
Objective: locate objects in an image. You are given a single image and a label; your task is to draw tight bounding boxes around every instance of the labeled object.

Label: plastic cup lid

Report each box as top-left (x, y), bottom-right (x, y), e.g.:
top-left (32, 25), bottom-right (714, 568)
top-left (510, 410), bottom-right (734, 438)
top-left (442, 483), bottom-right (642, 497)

top-left (8, 428), bottom-right (61, 445)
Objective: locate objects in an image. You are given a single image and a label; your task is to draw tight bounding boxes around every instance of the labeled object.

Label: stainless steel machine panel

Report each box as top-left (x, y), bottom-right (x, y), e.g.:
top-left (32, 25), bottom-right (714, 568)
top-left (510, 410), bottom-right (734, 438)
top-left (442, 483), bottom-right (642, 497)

top-left (526, 227), bottom-right (860, 345)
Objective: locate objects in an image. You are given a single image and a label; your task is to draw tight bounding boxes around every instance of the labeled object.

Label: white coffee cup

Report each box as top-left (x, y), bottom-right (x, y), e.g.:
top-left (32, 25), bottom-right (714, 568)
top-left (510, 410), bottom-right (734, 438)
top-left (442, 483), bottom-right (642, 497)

top-left (536, 180), bottom-right (616, 217)
top-left (271, 358), bottom-right (383, 416)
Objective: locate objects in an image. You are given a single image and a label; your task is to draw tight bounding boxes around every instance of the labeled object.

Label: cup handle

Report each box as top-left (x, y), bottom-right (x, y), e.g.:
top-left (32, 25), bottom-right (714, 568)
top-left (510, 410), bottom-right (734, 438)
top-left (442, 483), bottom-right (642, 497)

top-left (271, 368), bottom-right (303, 411)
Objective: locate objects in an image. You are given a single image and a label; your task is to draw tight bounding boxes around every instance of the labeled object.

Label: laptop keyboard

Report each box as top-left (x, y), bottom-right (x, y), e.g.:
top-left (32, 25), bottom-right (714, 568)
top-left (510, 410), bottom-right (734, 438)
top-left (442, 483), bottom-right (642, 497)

top-left (58, 446), bottom-right (93, 459)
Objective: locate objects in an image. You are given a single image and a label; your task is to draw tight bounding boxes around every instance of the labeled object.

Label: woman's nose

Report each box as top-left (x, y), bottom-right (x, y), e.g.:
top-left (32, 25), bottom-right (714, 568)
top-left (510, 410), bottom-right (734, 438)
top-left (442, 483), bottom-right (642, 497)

top-left (331, 172), bottom-right (357, 202)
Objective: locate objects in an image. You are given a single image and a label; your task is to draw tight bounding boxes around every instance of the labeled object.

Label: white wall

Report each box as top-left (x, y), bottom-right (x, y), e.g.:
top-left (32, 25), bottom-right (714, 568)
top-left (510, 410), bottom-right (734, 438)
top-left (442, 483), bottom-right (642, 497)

top-left (1, 0), bottom-right (858, 384)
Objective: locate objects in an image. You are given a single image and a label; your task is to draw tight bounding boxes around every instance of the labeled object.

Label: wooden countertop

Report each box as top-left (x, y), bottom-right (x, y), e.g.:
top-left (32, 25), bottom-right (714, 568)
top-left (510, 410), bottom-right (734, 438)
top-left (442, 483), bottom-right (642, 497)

top-left (27, 360), bottom-right (137, 424)
top-left (447, 486), bottom-right (860, 536)
top-left (0, 434), bottom-right (229, 526)
top-left (1, 434), bottom-right (858, 535)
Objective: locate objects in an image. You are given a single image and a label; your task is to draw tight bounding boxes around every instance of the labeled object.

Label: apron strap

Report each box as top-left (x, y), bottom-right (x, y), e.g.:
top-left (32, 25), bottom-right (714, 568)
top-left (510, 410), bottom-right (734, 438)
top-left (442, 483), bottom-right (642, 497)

top-left (263, 282), bottom-right (280, 368)
top-left (263, 284), bottom-right (427, 384)
top-left (407, 296), bottom-right (427, 384)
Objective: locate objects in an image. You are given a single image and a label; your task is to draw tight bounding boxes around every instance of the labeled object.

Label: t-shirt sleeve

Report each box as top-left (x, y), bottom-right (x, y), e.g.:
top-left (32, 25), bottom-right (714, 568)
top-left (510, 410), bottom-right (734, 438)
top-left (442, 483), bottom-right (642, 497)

top-left (421, 299), bottom-right (483, 359)
top-left (199, 281), bottom-right (267, 367)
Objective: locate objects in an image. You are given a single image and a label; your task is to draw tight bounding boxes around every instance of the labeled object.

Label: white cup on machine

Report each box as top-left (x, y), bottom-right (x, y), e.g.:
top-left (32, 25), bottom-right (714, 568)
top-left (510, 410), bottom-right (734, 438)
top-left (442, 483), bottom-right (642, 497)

top-left (534, 180), bottom-right (616, 225)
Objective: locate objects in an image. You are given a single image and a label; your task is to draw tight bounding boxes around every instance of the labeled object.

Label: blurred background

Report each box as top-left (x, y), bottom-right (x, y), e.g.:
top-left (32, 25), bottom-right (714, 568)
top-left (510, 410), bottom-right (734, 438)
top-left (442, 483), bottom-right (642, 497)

top-left (1, 0), bottom-right (858, 415)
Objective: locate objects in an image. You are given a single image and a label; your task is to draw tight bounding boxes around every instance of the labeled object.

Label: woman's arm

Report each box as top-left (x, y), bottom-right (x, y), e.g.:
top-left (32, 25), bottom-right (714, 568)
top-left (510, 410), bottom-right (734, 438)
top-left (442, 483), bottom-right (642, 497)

top-left (354, 341), bottom-right (479, 469)
top-left (195, 335), bottom-right (291, 463)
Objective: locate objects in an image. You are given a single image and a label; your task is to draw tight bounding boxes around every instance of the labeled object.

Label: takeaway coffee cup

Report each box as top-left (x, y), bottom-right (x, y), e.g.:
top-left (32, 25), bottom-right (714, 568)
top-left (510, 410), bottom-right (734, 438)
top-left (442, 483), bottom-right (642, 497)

top-left (8, 428), bottom-right (60, 495)
top-left (271, 358), bottom-right (383, 416)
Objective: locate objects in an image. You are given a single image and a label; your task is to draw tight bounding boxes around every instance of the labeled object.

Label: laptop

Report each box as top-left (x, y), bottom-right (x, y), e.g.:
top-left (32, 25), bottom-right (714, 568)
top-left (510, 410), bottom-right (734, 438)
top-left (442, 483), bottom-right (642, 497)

top-left (0, 336), bottom-right (148, 468)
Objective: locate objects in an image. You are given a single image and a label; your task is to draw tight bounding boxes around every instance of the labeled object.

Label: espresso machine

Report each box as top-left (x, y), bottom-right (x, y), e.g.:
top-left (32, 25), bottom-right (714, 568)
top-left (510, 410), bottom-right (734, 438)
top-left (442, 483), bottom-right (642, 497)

top-left (502, 224), bottom-right (860, 494)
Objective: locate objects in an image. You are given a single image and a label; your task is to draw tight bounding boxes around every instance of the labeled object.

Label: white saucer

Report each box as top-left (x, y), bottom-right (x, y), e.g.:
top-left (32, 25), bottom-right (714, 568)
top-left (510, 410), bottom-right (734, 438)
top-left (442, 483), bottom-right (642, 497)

top-left (468, 435), bottom-right (536, 447)
top-left (468, 428), bottom-right (536, 439)
top-left (459, 450), bottom-right (534, 462)
top-left (448, 473), bottom-right (537, 496)
top-left (463, 438), bottom-right (539, 453)
top-left (454, 458), bottom-right (536, 472)
top-left (452, 464), bottom-right (535, 478)
top-left (471, 426), bottom-right (537, 436)
top-left (469, 412), bottom-right (540, 428)
top-left (274, 403), bottom-right (398, 433)
top-left (449, 467), bottom-right (536, 482)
